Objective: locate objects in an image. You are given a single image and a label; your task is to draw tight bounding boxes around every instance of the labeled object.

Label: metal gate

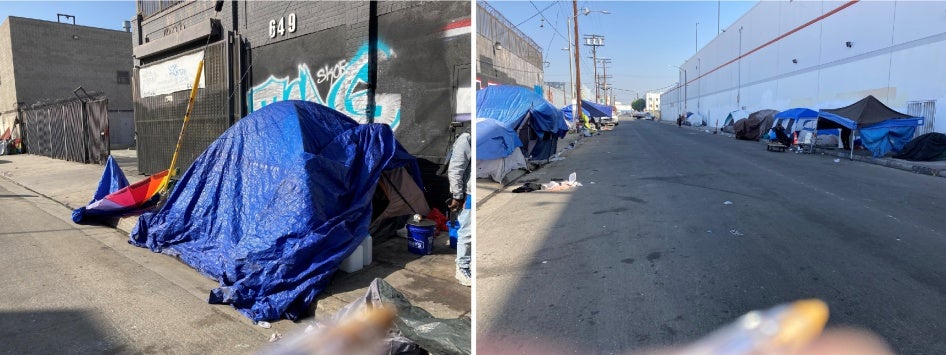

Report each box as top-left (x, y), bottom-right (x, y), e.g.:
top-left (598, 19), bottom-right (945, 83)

top-left (21, 97), bottom-right (110, 164)
top-left (907, 100), bottom-right (936, 138)
top-left (133, 39), bottom-right (232, 175)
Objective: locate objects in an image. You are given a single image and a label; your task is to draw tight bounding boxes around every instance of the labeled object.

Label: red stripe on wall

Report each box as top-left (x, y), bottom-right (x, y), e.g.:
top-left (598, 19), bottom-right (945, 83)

top-left (670, 0), bottom-right (860, 93)
top-left (443, 18), bottom-right (472, 31)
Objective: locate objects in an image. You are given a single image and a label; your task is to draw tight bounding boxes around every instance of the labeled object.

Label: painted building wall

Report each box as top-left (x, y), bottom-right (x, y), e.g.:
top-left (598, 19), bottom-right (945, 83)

top-left (0, 19), bottom-right (17, 134)
top-left (475, 2), bottom-right (544, 90)
top-left (132, 0), bottom-right (470, 205)
top-left (0, 17), bottom-right (133, 145)
top-left (661, 1), bottom-right (946, 134)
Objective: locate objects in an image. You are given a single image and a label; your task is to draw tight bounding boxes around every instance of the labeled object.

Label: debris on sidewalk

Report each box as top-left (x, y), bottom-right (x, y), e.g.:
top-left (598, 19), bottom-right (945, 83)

top-left (264, 278), bottom-right (470, 355)
top-left (257, 321), bottom-right (272, 329)
top-left (723, 201), bottom-right (733, 205)
top-left (268, 331), bottom-right (282, 343)
top-left (542, 172), bottom-right (583, 191)
top-left (730, 229), bottom-right (744, 236)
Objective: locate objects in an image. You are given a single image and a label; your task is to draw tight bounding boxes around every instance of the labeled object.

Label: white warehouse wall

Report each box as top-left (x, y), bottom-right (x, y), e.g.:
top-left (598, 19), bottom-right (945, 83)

top-left (661, 1), bottom-right (946, 133)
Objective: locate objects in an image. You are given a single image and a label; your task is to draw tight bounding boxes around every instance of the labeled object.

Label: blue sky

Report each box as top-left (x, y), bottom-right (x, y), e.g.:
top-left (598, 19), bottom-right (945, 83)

top-left (486, 0), bottom-right (758, 104)
top-left (0, 1), bottom-right (136, 31)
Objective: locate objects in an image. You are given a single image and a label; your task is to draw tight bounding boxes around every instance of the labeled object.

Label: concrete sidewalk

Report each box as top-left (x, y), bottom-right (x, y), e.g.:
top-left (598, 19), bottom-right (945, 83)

top-left (0, 151), bottom-right (470, 333)
top-left (475, 127), bottom-right (609, 207)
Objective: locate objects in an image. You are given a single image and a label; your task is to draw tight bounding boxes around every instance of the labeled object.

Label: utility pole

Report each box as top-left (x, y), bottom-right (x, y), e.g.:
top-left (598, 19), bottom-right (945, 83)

top-left (584, 34), bottom-right (604, 102)
top-left (564, 18), bottom-right (575, 114)
top-left (572, 0), bottom-right (582, 115)
top-left (695, 22), bottom-right (699, 54)
top-left (599, 58), bottom-right (612, 105)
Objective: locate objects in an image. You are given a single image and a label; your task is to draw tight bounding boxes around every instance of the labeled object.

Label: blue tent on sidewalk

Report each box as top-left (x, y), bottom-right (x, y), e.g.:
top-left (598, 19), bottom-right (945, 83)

top-left (476, 85), bottom-right (567, 160)
top-left (130, 100), bottom-right (423, 322)
top-left (561, 100), bottom-right (612, 121)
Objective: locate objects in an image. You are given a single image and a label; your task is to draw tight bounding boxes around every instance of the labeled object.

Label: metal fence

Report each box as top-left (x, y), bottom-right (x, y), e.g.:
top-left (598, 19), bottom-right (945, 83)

top-left (476, 2), bottom-right (543, 68)
top-left (907, 100), bottom-right (936, 138)
top-left (138, 0), bottom-right (185, 19)
top-left (21, 97), bottom-right (110, 165)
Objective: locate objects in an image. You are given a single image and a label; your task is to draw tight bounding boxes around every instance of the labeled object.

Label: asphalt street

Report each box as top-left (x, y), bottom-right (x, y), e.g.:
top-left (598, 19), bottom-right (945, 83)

top-left (0, 177), bottom-right (274, 353)
top-left (476, 120), bottom-right (946, 354)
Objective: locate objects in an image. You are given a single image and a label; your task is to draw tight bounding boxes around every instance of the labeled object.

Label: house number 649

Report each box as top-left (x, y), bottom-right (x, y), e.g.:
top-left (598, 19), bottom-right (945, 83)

top-left (269, 13), bottom-right (297, 38)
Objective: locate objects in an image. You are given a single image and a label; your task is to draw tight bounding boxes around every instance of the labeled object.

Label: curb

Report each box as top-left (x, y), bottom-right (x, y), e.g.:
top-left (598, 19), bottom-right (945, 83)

top-left (813, 148), bottom-right (946, 178)
top-left (476, 133), bottom-right (586, 208)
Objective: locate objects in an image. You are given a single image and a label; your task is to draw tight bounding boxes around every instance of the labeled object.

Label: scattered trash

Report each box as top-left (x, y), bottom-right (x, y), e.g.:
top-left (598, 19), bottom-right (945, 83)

top-left (729, 229), bottom-right (744, 236)
top-left (512, 182), bottom-right (543, 193)
top-left (590, 181), bottom-right (595, 184)
top-left (549, 156), bottom-right (566, 162)
top-left (707, 230), bottom-right (713, 234)
top-left (568, 172), bottom-right (577, 183)
top-left (834, 158), bottom-right (841, 163)
top-left (269, 331), bottom-right (282, 343)
top-left (723, 201), bottom-right (733, 205)
top-left (542, 260), bottom-right (548, 264)
top-left (258, 321), bottom-right (272, 329)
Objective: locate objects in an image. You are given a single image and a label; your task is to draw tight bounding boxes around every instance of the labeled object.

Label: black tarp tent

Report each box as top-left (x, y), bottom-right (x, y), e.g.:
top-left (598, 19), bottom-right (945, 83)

top-left (734, 109), bottom-right (779, 141)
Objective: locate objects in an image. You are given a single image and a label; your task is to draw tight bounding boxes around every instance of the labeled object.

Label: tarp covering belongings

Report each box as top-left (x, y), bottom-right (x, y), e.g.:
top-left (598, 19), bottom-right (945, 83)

top-left (734, 110), bottom-right (779, 141)
top-left (818, 96), bottom-right (923, 157)
top-left (476, 85), bottom-right (568, 161)
top-left (476, 117), bottom-right (526, 183)
top-left (893, 133), bottom-right (946, 161)
top-left (130, 100), bottom-right (424, 322)
top-left (267, 278), bottom-right (471, 355)
top-left (72, 156), bottom-right (166, 224)
top-left (686, 112), bottom-right (706, 126)
top-left (722, 110), bottom-right (748, 133)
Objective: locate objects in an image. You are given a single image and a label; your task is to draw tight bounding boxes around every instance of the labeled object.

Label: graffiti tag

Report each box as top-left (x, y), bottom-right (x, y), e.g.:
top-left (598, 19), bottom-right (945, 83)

top-left (247, 42), bottom-right (401, 129)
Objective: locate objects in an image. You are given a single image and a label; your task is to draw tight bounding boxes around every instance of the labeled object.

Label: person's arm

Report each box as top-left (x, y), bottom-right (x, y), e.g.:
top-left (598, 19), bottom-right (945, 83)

top-left (446, 133), bottom-right (471, 208)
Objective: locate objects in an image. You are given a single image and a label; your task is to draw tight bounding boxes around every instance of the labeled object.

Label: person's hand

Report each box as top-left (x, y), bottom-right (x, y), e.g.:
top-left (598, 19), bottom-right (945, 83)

top-left (447, 198), bottom-right (463, 211)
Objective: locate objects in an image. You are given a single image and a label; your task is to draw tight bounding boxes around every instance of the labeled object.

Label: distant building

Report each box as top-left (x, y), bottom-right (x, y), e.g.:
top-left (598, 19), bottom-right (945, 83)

top-left (646, 92), bottom-right (661, 115)
top-left (662, 0), bottom-right (944, 134)
top-left (0, 16), bottom-right (134, 149)
top-left (476, 2), bottom-right (543, 90)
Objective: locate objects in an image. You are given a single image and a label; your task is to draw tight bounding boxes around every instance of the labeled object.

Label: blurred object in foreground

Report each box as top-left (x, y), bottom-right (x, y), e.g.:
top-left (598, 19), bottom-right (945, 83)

top-left (265, 305), bottom-right (395, 355)
top-left (264, 278), bottom-right (471, 355)
top-left (678, 299), bottom-right (829, 355)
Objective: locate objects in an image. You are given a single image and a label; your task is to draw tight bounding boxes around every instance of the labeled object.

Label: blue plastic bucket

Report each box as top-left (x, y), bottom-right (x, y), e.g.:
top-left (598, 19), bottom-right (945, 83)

top-left (447, 220), bottom-right (459, 249)
top-left (407, 221), bottom-right (436, 255)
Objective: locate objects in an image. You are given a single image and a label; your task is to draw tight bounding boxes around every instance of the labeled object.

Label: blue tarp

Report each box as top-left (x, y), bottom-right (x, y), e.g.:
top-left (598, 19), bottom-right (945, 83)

top-left (476, 85), bottom-right (568, 138)
top-left (775, 108), bottom-right (819, 120)
top-left (130, 100), bottom-right (421, 322)
top-left (581, 100), bottom-right (612, 118)
top-left (561, 100), bottom-right (611, 124)
top-left (72, 155), bottom-right (130, 224)
top-left (476, 117), bottom-right (523, 160)
top-left (860, 125), bottom-right (917, 157)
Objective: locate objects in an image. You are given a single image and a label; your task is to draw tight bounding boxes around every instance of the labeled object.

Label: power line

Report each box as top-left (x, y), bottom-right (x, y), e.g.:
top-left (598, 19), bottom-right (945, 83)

top-left (512, 1), bottom-right (558, 29)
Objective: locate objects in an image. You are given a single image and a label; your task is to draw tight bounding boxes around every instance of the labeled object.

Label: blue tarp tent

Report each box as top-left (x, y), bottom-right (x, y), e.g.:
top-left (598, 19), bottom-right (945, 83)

top-left (130, 100), bottom-right (423, 321)
top-left (476, 117), bottom-right (523, 161)
top-left (476, 85), bottom-right (567, 160)
top-left (561, 101), bottom-right (611, 120)
top-left (774, 108), bottom-right (818, 133)
top-left (818, 96), bottom-right (923, 158)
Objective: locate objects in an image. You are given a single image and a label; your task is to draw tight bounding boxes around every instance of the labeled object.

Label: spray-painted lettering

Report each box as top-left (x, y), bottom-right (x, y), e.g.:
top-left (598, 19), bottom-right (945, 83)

top-left (316, 60), bottom-right (347, 84)
top-left (247, 42), bottom-right (401, 130)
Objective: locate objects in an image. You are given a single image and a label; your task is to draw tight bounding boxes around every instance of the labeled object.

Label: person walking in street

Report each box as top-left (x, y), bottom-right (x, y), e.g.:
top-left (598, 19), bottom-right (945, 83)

top-left (448, 130), bottom-right (472, 287)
